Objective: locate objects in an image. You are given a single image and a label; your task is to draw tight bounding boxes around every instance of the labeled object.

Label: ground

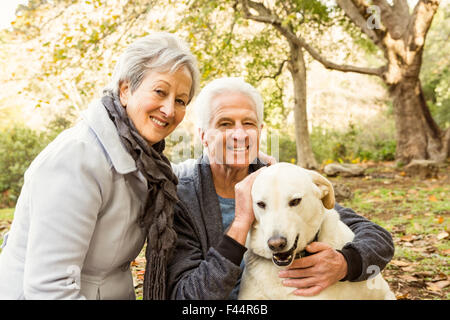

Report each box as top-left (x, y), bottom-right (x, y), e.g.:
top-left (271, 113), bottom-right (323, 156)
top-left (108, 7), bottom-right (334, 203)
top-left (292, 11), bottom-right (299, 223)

top-left (0, 162), bottom-right (448, 300)
top-left (330, 161), bottom-right (450, 300)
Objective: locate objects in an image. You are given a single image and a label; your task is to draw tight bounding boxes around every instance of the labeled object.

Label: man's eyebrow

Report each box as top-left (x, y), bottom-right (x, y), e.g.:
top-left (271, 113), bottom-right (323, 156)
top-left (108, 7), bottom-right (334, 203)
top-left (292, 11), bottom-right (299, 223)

top-left (217, 117), bottom-right (234, 122)
top-left (154, 79), bottom-right (171, 87)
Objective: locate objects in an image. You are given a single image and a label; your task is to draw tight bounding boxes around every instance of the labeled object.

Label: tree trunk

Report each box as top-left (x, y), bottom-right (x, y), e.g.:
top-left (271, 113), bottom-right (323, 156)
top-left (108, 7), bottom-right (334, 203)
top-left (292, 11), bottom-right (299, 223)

top-left (288, 43), bottom-right (318, 169)
top-left (390, 77), bottom-right (450, 163)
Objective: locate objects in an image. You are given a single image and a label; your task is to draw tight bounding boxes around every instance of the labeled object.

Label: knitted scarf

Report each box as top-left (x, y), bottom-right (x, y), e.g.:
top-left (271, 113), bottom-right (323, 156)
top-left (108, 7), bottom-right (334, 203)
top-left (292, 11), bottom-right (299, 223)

top-left (102, 92), bottom-right (178, 300)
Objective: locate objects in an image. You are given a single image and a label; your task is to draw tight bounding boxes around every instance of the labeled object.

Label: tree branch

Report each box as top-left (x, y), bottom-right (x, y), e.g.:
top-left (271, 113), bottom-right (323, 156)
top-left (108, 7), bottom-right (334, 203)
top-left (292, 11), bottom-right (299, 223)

top-left (298, 38), bottom-right (385, 77)
top-left (240, 0), bottom-right (385, 78)
top-left (409, 0), bottom-right (440, 49)
top-left (255, 59), bottom-right (288, 82)
top-left (336, 0), bottom-right (384, 46)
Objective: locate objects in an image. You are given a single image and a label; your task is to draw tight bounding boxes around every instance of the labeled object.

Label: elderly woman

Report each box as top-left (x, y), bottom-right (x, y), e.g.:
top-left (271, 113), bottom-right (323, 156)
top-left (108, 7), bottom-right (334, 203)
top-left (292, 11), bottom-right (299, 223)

top-left (0, 32), bottom-right (199, 300)
top-left (168, 77), bottom-right (394, 299)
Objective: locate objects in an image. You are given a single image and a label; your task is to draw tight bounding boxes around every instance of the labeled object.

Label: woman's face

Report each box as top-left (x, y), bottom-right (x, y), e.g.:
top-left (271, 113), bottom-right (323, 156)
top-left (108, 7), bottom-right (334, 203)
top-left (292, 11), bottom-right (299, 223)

top-left (202, 92), bottom-right (262, 169)
top-left (119, 66), bottom-right (192, 145)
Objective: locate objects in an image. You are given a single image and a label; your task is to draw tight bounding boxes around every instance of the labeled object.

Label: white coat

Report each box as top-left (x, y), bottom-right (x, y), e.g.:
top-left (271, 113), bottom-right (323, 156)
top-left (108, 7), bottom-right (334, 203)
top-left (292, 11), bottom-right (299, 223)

top-left (0, 99), bottom-right (149, 299)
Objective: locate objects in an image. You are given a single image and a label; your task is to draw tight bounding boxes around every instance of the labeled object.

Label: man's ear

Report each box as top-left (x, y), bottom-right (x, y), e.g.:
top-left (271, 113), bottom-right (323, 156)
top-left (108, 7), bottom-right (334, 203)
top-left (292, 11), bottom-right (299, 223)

top-left (198, 128), bottom-right (208, 148)
top-left (306, 169), bottom-right (335, 209)
top-left (119, 81), bottom-right (130, 107)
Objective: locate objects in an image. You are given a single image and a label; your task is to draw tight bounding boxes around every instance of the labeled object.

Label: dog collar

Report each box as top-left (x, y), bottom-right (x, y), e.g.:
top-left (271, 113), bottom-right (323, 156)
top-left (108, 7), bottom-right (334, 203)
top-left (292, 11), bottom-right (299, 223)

top-left (295, 229), bottom-right (320, 259)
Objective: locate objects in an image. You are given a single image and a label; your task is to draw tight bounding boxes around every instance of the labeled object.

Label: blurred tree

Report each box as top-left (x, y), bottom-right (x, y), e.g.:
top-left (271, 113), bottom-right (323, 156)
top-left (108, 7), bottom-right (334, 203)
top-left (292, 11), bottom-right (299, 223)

top-left (239, 0), bottom-right (448, 164)
top-left (334, 0), bottom-right (448, 163)
top-left (420, 3), bottom-right (450, 130)
top-left (237, 0), bottom-right (337, 168)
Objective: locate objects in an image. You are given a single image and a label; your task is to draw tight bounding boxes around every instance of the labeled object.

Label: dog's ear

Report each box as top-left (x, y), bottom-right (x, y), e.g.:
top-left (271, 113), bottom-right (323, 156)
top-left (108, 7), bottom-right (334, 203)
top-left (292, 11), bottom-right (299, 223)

top-left (307, 170), bottom-right (335, 209)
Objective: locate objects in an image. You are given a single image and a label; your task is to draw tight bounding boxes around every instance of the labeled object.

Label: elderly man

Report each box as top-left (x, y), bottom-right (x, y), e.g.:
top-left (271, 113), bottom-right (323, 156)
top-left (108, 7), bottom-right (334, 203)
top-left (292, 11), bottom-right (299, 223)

top-left (168, 77), bottom-right (394, 300)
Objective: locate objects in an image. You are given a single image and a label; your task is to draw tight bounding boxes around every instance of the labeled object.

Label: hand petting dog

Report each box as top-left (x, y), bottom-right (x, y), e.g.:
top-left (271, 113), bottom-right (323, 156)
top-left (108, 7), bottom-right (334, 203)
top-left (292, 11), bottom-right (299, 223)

top-left (227, 167), bottom-right (267, 246)
top-left (278, 242), bottom-right (348, 296)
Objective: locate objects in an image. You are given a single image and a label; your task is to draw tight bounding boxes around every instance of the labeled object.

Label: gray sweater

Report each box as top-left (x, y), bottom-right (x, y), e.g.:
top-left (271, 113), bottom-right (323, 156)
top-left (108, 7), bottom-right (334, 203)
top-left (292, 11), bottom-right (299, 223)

top-left (167, 156), bottom-right (394, 300)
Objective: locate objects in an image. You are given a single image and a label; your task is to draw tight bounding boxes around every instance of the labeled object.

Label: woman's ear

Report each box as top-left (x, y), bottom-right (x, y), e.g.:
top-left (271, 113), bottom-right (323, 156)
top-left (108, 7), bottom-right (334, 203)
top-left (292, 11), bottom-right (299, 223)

top-left (119, 81), bottom-right (130, 107)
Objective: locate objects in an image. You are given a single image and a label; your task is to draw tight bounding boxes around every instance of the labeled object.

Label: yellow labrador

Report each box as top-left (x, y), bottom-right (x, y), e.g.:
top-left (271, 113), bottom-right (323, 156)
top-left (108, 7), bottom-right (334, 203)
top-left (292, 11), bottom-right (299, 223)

top-left (238, 163), bottom-right (395, 300)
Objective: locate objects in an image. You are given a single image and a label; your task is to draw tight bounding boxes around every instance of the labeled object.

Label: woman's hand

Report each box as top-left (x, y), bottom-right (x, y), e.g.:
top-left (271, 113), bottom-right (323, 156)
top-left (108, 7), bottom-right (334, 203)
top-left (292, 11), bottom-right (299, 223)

top-left (226, 167), bottom-right (267, 245)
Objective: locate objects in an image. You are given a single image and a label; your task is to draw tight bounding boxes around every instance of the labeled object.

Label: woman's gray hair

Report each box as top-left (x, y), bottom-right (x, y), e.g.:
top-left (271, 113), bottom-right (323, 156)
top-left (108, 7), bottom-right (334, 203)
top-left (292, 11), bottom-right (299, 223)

top-left (104, 32), bottom-right (200, 103)
top-left (194, 77), bottom-right (264, 131)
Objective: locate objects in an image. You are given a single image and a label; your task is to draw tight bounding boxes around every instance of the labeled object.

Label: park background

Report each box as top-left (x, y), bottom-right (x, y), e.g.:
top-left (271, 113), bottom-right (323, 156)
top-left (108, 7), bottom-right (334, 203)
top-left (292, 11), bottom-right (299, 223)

top-left (0, 0), bottom-right (448, 299)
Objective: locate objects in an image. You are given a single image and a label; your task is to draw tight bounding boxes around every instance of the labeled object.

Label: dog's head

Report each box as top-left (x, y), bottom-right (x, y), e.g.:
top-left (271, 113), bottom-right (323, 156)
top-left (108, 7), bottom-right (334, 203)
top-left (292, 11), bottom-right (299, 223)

top-left (248, 163), bottom-right (335, 267)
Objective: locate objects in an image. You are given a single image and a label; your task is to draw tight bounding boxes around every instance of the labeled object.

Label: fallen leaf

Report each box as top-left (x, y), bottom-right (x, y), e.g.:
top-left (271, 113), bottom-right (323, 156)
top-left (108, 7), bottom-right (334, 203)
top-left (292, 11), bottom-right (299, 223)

top-left (431, 273), bottom-right (448, 282)
top-left (437, 232), bottom-right (449, 240)
top-left (401, 266), bottom-right (416, 272)
top-left (410, 247), bottom-right (427, 253)
top-left (426, 280), bottom-right (450, 292)
top-left (441, 248), bottom-right (450, 255)
top-left (390, 260), bottom-right (411, 267)
top-left (403, 242), bottom-right (413, 247)
top-left (395, 292), bottom-right (409, 300)
top-left (433, 280), bottom-right (450, 289)
top-left (415, 271), bottom-right (434, 278)
top-left (400, 235), bottom-right (414, 242)
top-left (399, 275), bottom-right (419, 283)
top-left (428, 195), bottom-right (438, 202)
top-left (404, 214), bottom-right (414, 220)
top-left (425, 246), bottom-right (437, 253)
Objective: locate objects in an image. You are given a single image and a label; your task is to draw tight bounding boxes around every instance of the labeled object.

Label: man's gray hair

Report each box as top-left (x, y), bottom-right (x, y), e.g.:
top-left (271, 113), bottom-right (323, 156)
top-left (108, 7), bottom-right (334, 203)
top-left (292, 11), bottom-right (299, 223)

top-left (104, 32), bottom-right (200, 103)
top-left (194, 77), bottom-right (264, 131)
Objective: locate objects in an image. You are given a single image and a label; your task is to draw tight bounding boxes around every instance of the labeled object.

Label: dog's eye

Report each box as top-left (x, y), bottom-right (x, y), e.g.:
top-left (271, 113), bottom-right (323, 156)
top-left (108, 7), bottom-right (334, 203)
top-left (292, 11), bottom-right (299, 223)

top-left (257, 201), bottom-right (266, 209)
top-left (288, 198), bottom-right (302, 207)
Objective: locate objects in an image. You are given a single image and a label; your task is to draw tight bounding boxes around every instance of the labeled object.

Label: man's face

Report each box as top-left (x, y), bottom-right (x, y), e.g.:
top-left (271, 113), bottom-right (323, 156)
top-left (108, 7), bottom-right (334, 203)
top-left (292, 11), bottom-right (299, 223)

top-left (202, 92), bottom-right (262, 168)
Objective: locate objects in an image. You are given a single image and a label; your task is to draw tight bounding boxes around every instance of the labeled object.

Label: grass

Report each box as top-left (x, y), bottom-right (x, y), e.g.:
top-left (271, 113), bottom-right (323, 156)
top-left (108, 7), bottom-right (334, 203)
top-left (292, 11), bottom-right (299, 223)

top-left (336, 169), bottom-right (450, 300)
top-left (0, 208), bottom-right (14, 221)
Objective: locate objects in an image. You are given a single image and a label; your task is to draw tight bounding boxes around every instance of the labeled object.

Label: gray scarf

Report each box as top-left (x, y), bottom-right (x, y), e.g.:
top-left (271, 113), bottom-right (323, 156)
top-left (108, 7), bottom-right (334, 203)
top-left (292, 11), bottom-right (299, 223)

top-left (102, 92), bottom-right (178, 300)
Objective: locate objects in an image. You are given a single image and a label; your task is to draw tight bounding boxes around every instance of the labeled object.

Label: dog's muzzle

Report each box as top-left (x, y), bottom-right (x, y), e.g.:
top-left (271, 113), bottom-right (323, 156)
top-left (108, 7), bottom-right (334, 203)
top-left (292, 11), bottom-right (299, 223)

top-left (271, 235), bottom-right (299, 267)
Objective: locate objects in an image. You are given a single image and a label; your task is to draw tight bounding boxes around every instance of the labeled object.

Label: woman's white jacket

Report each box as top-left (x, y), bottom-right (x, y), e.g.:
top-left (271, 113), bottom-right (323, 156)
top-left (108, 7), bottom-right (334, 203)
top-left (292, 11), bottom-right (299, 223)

top-left (0, 100), bottom-right (148, 299)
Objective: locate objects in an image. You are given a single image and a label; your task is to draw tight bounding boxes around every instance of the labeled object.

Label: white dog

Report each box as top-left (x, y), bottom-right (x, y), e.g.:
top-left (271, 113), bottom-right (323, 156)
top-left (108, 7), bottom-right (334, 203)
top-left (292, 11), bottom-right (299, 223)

top-left (238, 163), bottom-right (395, 300)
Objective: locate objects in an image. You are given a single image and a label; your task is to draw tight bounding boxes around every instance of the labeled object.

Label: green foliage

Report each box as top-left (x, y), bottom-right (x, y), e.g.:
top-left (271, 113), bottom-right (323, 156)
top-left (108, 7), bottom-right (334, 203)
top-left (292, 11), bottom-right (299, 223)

top-left (0, 125), bottom-right (48, 207)
top-left (273, 132), bottom-right (298, 164)
top-left (0, 115), bottom-right (72, 207)
top-left (420, 3), bottom-right (450, 129)
top-left (310, 120), bottom-right (396, 164)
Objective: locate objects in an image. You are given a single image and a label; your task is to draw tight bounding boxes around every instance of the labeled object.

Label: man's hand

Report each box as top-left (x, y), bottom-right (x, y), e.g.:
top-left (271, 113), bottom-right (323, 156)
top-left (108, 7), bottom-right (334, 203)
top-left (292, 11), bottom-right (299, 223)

top-left (278, 242), bottom-right (348, 296)
top-left (227, 167), bottom-right (266, 246)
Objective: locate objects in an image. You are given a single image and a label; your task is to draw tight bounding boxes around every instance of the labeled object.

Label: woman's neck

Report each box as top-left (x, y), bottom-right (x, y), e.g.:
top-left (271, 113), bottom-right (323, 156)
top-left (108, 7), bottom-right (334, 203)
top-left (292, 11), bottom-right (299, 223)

top-left (210, 163), bottom-right (249, 199)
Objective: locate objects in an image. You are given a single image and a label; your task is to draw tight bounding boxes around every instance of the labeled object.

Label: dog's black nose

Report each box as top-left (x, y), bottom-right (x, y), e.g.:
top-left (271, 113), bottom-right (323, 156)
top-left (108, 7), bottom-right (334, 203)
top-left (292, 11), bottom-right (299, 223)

top-left (267, 236), bottom-right (287, 251)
